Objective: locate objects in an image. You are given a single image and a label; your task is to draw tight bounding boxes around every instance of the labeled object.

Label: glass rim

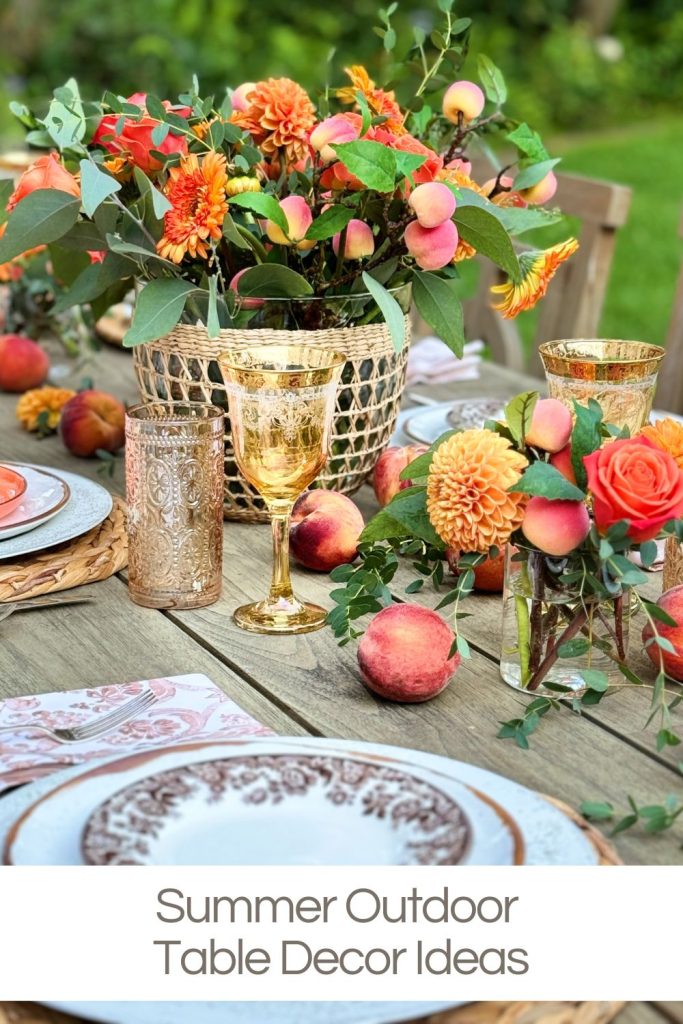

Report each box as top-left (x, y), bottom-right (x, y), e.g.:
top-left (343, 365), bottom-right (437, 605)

top-left (232, 283), bottom-right (412, 305)
top-left (218, 345), bottom-right (347, 375)
top-left (125, 402), bottom-right (225, 425)
top-left (539, 339), bottom-right (665, 382)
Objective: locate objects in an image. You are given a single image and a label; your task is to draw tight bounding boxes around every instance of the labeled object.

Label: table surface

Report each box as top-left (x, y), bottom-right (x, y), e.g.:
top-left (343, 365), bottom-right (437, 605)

top-left (0, 345), bottom-right (682, 867)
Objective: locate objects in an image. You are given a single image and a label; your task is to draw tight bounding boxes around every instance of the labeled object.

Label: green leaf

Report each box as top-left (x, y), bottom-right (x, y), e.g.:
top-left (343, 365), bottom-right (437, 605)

top-left (580, 669), bottom-right (609, 693)
top-left (360, 508), bottom-right (412, 543)
top-left (639, 541), bottom-right (658, 569)
top-left (44, 78), bottom-right (86, 148)
top-left (643, 600), bottom-right (678, 628)
top-left (362, 272), bottom-right (405, 352)
top-left (571, 400), bottom-right (603, 490)
top-left (393, 150), bottom-right (428, 181)
top-left (580, 801), bottom-right (614, 821)
top-left (79, 159), bottom-right (121, 218)
top-left (412, 272), bottom-right (465, 357)
top-left (56, 220), bottom-right (107, 252)
top-left (557, 637), bottom-right (591, 659)
top-left (228, 192), bottom-right (290, 235)
top-left (453, 205), bottom-right (519, 280)
top-left (305, 205), bottom-right (354, 241)
top-left (207, 275), bottom-right (221, 340)
top-left (381, 488), bottom-right (442, 547)
top-left (399, 448), bottom-right (434, 481)
top-left (222, 213), bottom-right (252, 250)
top-left (453, 187), bottom-right (563, 235)
top-left (53, 253), bottom-right (132, 312)
top-left (512, 461), bottom-right (585, 500)
top-left (333, 140), bottom-right (397, 193)
top-left (507, 123), bottom-right (549, 164)
top-left (0, 181), bottom-right (14, 225)
top-left (0, 189), bottom-right (80, 263)
top-left (477, 55), bottom-right (507, 105)
top-left (123, 279), bottom-right (196, 347)
top-left (514, 158), bottom-right (561, 191)
top-left (504, 391), bottom-right (538, 447)
top-left (105, 234), bottom-right (177, 267)
top-left (236, 264), bottom-right (313, 298)
top-left (133, 166), bottom-right (172, 218)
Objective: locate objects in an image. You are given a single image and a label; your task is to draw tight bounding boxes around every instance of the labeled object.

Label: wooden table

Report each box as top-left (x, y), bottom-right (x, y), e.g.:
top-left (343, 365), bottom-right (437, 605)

top-left (0, 346), bottom-right (682, 866)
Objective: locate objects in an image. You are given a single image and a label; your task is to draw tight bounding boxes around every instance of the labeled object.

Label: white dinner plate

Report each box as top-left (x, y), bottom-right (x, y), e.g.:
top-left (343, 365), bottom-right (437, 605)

top-left (0, 737), bottom-right (597, 865)
top-left (0, 464), bottom-right (70, 540)
top-left (0, 463), bottom-right (112, 560)
top-left (5, 740), bottom-right (519, 867)
top-left (403, 399), bottom-right (505, 446)
top-left (44, 1002), bottom-right (464, 1024)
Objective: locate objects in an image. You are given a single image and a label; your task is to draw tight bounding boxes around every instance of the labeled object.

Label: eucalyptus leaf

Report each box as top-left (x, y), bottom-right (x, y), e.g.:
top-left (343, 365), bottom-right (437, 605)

top-left (236, 264), bottom-right (313, 298)
top-left (206, 275), bottom-right (221, 339)
top-left (362, 271), bottom-right (405, 352)
top-left (80, 160), bottom-right (121, 217)
top-left (477, 54), bottom-right (507, 105)
top-left (0, 189), bottom-right (80, 263)
top-left (124, 279), bottom-right (196, 347)
top-left (52, 253), bottom-right (133, 313)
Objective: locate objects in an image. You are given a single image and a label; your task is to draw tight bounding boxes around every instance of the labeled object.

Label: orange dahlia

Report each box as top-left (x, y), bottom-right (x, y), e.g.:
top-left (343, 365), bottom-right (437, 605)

top-left (337, 65), bottom-right (406, 135)
top-left (16, 386), bottom-right (76, 434)
top-left (157, 151), bottom-right (228, 264)
top-left (491, 238), bottom-right (579, 319)
top-left (642, 417), bottom-right (683, 472)
top-left (427, 429), bottom-right (528, 553)
top-left (231, 78), bottom-right (316, 166)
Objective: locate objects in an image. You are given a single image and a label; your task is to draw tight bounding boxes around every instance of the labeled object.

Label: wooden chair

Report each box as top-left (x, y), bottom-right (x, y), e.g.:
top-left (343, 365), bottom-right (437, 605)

top-left (654, 209), bottom-right (683, 413)
top-left (463, 162), bottom-right (632, 375)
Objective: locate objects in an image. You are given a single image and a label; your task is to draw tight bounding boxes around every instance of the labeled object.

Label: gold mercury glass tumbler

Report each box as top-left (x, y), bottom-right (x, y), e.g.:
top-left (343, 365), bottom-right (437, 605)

top-left (538, 339), bottom-right (666, 434)
top-left (219, 345), bottom-right (345, 634)
top-left (125, 402), bottom-right (224, 609)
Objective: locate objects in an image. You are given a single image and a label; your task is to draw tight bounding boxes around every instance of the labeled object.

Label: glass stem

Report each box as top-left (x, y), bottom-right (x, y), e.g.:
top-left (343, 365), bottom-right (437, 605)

top-left (268, 501), bottom-right (295, 606)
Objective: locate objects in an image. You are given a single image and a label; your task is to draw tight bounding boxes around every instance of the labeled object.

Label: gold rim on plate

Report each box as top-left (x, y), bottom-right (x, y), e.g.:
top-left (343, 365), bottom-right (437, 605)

top-left (0, 465), bottom-right (71, 537)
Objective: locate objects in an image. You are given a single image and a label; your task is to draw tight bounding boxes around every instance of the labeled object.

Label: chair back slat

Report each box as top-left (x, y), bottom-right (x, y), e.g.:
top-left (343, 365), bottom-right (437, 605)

top-left (654, 210), bottom-right (683, 412)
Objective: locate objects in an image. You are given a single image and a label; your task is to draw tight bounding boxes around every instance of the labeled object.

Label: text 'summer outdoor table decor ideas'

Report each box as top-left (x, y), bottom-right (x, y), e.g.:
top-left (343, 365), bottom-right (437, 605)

top-left (0, 3), bottom-right (577, 521)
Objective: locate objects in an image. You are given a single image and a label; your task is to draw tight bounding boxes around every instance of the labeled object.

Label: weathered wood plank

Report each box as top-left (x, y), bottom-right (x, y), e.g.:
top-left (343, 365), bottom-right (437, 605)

top-left (653, 1005), bottom-right (683, 1024)
top-left (615, 1006), bottom-right (670, 1024)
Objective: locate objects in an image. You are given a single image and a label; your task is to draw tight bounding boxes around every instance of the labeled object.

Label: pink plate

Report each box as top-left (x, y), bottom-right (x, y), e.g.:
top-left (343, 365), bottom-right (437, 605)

top-left (0, 466), bottom-right (27, 521)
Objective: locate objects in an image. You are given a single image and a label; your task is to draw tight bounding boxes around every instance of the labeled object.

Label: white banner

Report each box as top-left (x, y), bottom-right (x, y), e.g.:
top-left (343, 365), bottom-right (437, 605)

top-left (0, 866), bottom-right (680, 1000)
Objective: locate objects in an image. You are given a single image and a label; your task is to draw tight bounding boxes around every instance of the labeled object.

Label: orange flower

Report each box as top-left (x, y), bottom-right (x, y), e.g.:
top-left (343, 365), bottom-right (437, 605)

top-left (157, 151), bottom-right (228, 264)
top-left (337, 65), bottom-right (406, 135)
top-left (231, 78), bottom-right (316, 167)
top-left (642, 417), bottom-right (683, 472)
top-left (16, 386), bottom-right (76, 434)
top-left (7, 153), bottom-right (80, 212)
top-left (427, 429), bottom-right (528, 553)
top-left (491, 238), bottom-right (579, 319)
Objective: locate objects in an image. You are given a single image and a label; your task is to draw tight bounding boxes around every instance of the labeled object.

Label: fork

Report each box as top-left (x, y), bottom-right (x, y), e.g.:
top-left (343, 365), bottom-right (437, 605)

top-left (0, 596), bottom-right (95, 623)
top-left (0, 688), bottom-right (158, 744)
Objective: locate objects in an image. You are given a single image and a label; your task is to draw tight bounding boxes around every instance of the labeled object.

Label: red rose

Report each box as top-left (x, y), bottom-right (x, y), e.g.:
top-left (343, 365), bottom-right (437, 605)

top-left (92, 94), bottom-right (189, 175)
top-left (584, 435), bottom-right (683, 542)
top-left (7, 153), bottom-right (80, 212)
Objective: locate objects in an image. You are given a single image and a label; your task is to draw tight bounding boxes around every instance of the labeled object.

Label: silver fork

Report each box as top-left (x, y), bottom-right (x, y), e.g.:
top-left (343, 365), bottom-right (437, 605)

top-left (0, 596), bottom-right (94, 623)
top-left (0, 689), bottom-right (158, 744)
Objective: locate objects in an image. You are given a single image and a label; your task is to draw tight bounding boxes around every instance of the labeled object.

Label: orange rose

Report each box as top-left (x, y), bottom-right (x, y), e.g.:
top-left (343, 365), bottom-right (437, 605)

top-left (93, 94), bottom-right (189, 175)
top-left (7, 153), bottom-right (80, 212)
top-left (584, 436), bottom-right (683, 542)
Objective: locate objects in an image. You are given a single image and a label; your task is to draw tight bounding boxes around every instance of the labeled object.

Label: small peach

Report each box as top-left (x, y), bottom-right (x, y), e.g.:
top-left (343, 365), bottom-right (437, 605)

top-left (442, 80), bottom-right (485, 124)
top-left (404, 219), bottom-right (458, 271)
top-left (332, 219), bottom-right (375, 260)
top-left (525, 398), bottom-right (573, 454)
top-left (520, 171), bottom-right (558, 205)
top-left (59, 389), bottom-right (125, 458)
top-left (407, 182), bottom-right (456, 229)
top-left (642, 585), bottom-right (683, 681)
top-left (228, 268), bottom-right (264, 310)
top-left (265, 195), bottom-right (313, 250)
top-left (373, 444), bottom-right (428, 507)
top-left (358, 604), bottom-right (460, 703)
top-left (550, 444), bottom-right (577, 486)
top-left (0, 334), bottom-right (50, 393)
top-left (481, 175), bottom-right (526, 207)
top-left (446, 546), bottom-right (514, 593)
top-left (231, 82), bottom-right (256, 113)
top-left (521, 496), bottom-right (590, 556)
top-left (310, 114), bottom-right (361, 164)
top-left (290, 490), bottom-right (364, 572)
top-left (446, 157), bottom-right (472, 176)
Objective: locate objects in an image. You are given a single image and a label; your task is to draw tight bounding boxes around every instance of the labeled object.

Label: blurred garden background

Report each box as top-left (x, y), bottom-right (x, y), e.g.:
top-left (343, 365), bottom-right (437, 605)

top-left (0, 0), bottom-right (681, 347)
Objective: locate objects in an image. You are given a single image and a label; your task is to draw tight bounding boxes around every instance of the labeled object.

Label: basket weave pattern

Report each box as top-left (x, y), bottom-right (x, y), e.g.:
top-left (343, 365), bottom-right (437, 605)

top-left (132, 320), bottom-right (411, 522)
top-left (663, 536), bottom-right (683, 592)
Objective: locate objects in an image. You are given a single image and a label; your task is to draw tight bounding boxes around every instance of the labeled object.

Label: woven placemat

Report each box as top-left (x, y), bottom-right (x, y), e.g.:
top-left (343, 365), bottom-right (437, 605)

top-left (0, 497), bottom-right (127, 602)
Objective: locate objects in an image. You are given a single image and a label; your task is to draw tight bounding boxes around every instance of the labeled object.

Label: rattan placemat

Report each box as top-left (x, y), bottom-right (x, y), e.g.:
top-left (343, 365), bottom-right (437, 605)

top-left (0, 497), bottom-right (127, 602)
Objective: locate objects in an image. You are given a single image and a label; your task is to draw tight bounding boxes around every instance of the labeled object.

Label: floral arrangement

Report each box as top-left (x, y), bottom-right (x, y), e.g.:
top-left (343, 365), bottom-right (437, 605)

top-left (327, 393), bottom-right (683, 760)
top-left (0, 3), bottom-right (577, 352)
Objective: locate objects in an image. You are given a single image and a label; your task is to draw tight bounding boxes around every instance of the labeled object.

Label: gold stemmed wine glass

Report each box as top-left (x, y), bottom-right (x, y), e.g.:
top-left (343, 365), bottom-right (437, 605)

top-left (219, 345), bottom-right (345, 634)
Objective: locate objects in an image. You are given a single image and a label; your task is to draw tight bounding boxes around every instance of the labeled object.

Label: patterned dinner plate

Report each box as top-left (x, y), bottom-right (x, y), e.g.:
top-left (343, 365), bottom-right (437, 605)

top-left (3, 739), bottom-right (523, 866)
top-left (0, 464), bottom-right (70, 540)
top-left (403, 399), bottom-right (505, 445)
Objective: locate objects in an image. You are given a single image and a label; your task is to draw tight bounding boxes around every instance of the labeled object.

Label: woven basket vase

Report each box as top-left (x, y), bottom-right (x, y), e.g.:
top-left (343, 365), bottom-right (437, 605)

top-left (132, 309), bottom-right (411, 522)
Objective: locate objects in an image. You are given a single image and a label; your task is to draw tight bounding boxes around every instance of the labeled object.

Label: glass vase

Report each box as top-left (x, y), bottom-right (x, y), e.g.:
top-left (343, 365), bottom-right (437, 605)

top-left (500, 546), bottom-right (630, 696)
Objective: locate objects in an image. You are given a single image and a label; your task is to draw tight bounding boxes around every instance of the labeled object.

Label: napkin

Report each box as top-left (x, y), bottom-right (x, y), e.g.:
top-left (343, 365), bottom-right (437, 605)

top-left (0, 673), bottom-right (274, 792)
top-left (406, 336), bottom-right (483, 386)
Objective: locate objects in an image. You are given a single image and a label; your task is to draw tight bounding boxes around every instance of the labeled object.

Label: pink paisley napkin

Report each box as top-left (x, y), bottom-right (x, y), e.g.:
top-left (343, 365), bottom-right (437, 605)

top-left (0, 673), bottom-right (274, 792)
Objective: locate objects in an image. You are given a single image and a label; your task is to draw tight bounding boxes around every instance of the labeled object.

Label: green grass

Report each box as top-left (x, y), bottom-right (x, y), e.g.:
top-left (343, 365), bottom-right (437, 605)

top-left (555, 118), bottom-right (683, 347)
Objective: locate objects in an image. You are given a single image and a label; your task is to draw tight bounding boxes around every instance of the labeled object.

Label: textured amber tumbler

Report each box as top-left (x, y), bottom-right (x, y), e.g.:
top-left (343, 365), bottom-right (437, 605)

top-left (539, 339), bottom-right (665, 434)
top-left (125, 403), bottom-right (224, 609)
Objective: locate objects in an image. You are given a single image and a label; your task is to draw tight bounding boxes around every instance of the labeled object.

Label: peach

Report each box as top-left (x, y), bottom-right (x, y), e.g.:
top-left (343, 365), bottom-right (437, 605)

top-left (0, 334), bottom-right (50, 393)
top-left (481, 175), bottom-right (526, 206)
top-left (442, 80), bottom-right (485, 124)
top-left (521, 496), bottom-right (590, 556)
top-left (290, 490), bottom-right (364, 572)
top-left (408, 182), bottom-right (456, 229)
top-left (265, 195), bottom-right (314, 250)
top-left (642, 585), bottom-right (683, 681)
top-left (332, 219), bottom-right (375, 260)
top-left (231, 82), bottom-right (256, 113)
top-left (525, 398), bottom-right (572, 453)
top-left (228, 268), bottom-right (264, 310)
top-left (550, 444), bottom-right (577, 486)
top-left (520, 171), bottom-right (558, 205)
top-left (310, 114), bottom-right (361, 164)
top-left (404, 218), bottom-right (458, 271)
top-left (373, 444), bottom-right (428, 507)
top-left (446, 546), bottom-right (514, 592)
top-left (59, 389), bottom-right (126, 458)
top-left (358, 604), bottom-right (460, 702)
top-left (446, 157), bottom-right (472, 176)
